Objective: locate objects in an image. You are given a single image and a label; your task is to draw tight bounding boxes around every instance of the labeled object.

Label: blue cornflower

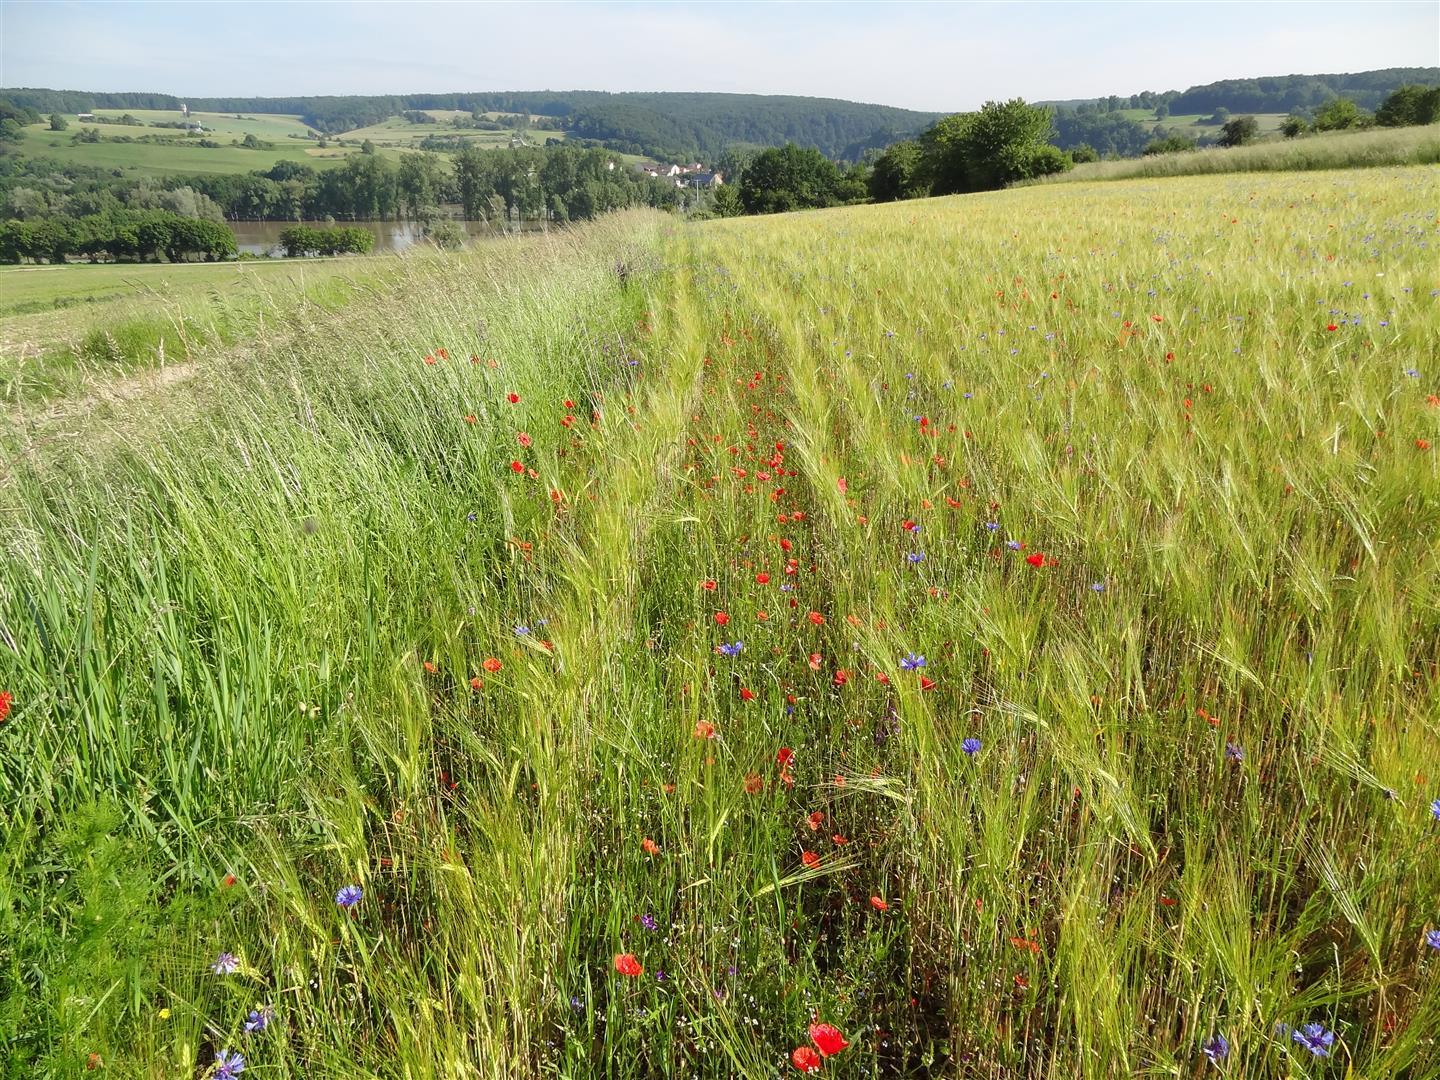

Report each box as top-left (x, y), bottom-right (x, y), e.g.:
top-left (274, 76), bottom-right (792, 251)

top-left (1201, 1034), bottom-right (1229, 1064)
top-left (900, 653), bottom-right (926, 671)
top-left (1425, 929), bottom-right (1440, 950)
top-left (961, 737), bottom-right (981, 756)
top-left (211, 952), bottom-right (239, 975)
top-left (243, 1006), bottom-right (273, 1034)
top-left (1090, 581), bottom-right (1106, 593)
top-left (513, 624), bottom-right (531, 636)
top-left (1431, 797), bottom-right (1440, 821)
top-left (718, 641), bottom-right (743, 658)
top-left (640, 912), bottom-right (657, 931)
top-left (570, 995), bottom-right (584, 1013)
top-left (1225, 742), bottom-right (1244, 763)
top-left (1005, 539), bottom-right (1022, 550)
top-left (984, 521), bottom-right (999, 532)
top-left (214, 1050), bottom-right (245, 1078)
top-left (1292, 1022), bottom-right (1335, 1058)
top-left (907, 552), bottom-right (925, 564)
top-left (1404, 368), bottom-right (1420, 377)
top-left (336, 884), bottom-right (363, 909)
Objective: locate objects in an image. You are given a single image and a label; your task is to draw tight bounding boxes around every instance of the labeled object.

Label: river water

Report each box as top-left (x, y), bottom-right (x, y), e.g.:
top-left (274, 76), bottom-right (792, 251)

top-left (228, 218), bottom-right (548, 256)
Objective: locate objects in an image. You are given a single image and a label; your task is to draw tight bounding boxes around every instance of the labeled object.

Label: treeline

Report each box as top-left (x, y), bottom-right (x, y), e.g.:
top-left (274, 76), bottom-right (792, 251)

top-left (1, 87), bottom-right (938, 161)
top-left (0, 208), bottom-right (235, 263)
top-left (1168, 68), bottom-right (1440, 114)
top-left (729, 99), bottom-right (1070, 216)
top-left (2, 144), bottom-right (688, 226)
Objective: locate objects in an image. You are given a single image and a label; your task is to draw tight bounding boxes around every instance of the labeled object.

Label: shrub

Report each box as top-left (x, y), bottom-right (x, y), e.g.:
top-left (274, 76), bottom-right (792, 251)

top-left (1144, 134), bottom-right (1198, 156)
top-left (1374, 84), bottom-right (1440, 128)
top-left (1217, 116), bottom-right (1260, 147)
top-left (1312, 98), bottom-right (1365, 132)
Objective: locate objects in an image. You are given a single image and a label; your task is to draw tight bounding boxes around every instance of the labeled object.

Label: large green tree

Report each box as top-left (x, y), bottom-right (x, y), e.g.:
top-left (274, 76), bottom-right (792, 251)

top-left (919, 99), bottom-right (1065, 195)
top-left (867, 140), bottom-right (925, 202)
top-left (737, 144), bottom-right (849, 215)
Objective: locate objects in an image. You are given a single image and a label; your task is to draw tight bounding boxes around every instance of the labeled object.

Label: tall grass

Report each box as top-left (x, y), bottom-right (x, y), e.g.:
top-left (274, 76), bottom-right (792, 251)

top-left (1025, 124), bottom-right (1440, 184)
top-left (2, 171), bottom-right (1438, 1078)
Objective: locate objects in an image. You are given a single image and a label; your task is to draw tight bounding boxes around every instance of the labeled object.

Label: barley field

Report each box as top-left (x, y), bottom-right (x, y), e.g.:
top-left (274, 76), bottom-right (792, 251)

top-left (1, 167), bottom-right (1437, 1078)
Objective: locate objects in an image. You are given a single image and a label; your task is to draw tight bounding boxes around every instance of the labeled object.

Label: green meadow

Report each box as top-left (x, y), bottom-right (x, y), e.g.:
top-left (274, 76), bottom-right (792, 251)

top-left (11, 122), bottom-right (354, 177)
top-left (1, 167), bottom-right (1437, 1079)
top-left (0, 256), bottom-right (402, 405)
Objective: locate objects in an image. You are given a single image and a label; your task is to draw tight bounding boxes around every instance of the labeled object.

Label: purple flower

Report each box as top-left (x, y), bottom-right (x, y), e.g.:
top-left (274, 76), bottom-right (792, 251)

top-left (900, 653), bottom-right (926, 671)
top-left (983, 521), bottom-right (999, 531)
top-left (1225, 742), bottom-right (1244, 763)
top-left (214, 1050), bottom-right (245, 1078)
top-left (1005, 539), bottom-right (1022, 550)
top-left (961, 737), bottom-right (981, 756)
top-left (243, 1006), bottom-right (273, 1034)
top-left (1201, 1034), bottom-right (1229, 1064)
top-left (513, 624), bottom-right (531, 636)
top-left (211, 952), bottom-right (239, 975)
top-left (1292, 1022), bottom-right (1335, 1058)
top-left (718, 641), bottom-right (743, 658)
top-left (907, 551), bottom-right (925, 563)
top-left (1431, 797), bottom-right (1440, 822)
top-left (1426, 929), bottom-right (1440, 950)
top-left (1090, 581), bottom-right (1106, 593)
top-left (336, 884), bottom-right (363, 909)
top-left (640, 912), bottom-right (657, 931)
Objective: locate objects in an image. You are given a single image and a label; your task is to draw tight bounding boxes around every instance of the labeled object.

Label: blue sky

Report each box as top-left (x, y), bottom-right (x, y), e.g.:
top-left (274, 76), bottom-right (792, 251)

top-left (3, 1), bottom-right (1436, 112)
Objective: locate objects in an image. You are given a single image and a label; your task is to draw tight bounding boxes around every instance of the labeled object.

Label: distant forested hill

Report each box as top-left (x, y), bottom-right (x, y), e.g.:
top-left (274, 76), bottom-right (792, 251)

top-left (1165, 68), bottom-right (1439, 114)
top-left (0, 88), bottom-right (938, 160)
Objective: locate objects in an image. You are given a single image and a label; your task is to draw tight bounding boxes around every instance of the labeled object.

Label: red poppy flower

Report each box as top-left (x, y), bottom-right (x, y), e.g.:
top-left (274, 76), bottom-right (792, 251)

top-left (641, 837), bottom-right (660, 856)
top-left (837, 477), bottom-right (847, 494)
top-left (517, 432), bottom-right (533, 448)
top-left (714, 611), bottom-right (730, 626)
top-left (777, 747), bottom-right (795, 767)
top-left (807, 611), bottom-right (825, 626)
top-left (801, 850), bottom-right (821, 869)
top-left (832, 669), bottom-right (849, 686)
top-left (1025, 553), bottom-right (1047, 567)
top-left (755, 572), bottom-right (771, 585)
top-left (613, 953), bottom-right (643, 977)
top-left (918, 676), bottom-right (936, 691)
top-left (694, 720), bottom-right (716, 739)
top-left (0, 691), bottom-right (11, 723)
top-left (702, 579), bottom-right (717, 591)
top-left (744, 772), bottom-right (764, 794)
top-left (464, 414), bottom-right (477, 424)
top-left (564, 399), bottom-right (575, 409)
top-left (482, 657), bottom-right (502, 673)
top-left (469, 676), bottom-right (484, 691)
top-left (507, 392), bottom-right (521, 403)
top-left (510, 460), bottom-right (525, 474)
top-left (1325, 324), bottom-right (1338, 332)
top-left (222, 873), bottom-right (237, 888)
top-left (779, 538), bottom-right (793, 552)
top-left (792, 1046), bottom-right (823, 1073)
top-left (740, 687), bottom-right (756, 702)
top-left (808, 1023), bottom-right (849, 1057)
top-left (807, 811), bottom-right (824, 831)
top-left (423, 661), bottom-right (438, 674)
top-left (870, 896), bottom-right (889, 911)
